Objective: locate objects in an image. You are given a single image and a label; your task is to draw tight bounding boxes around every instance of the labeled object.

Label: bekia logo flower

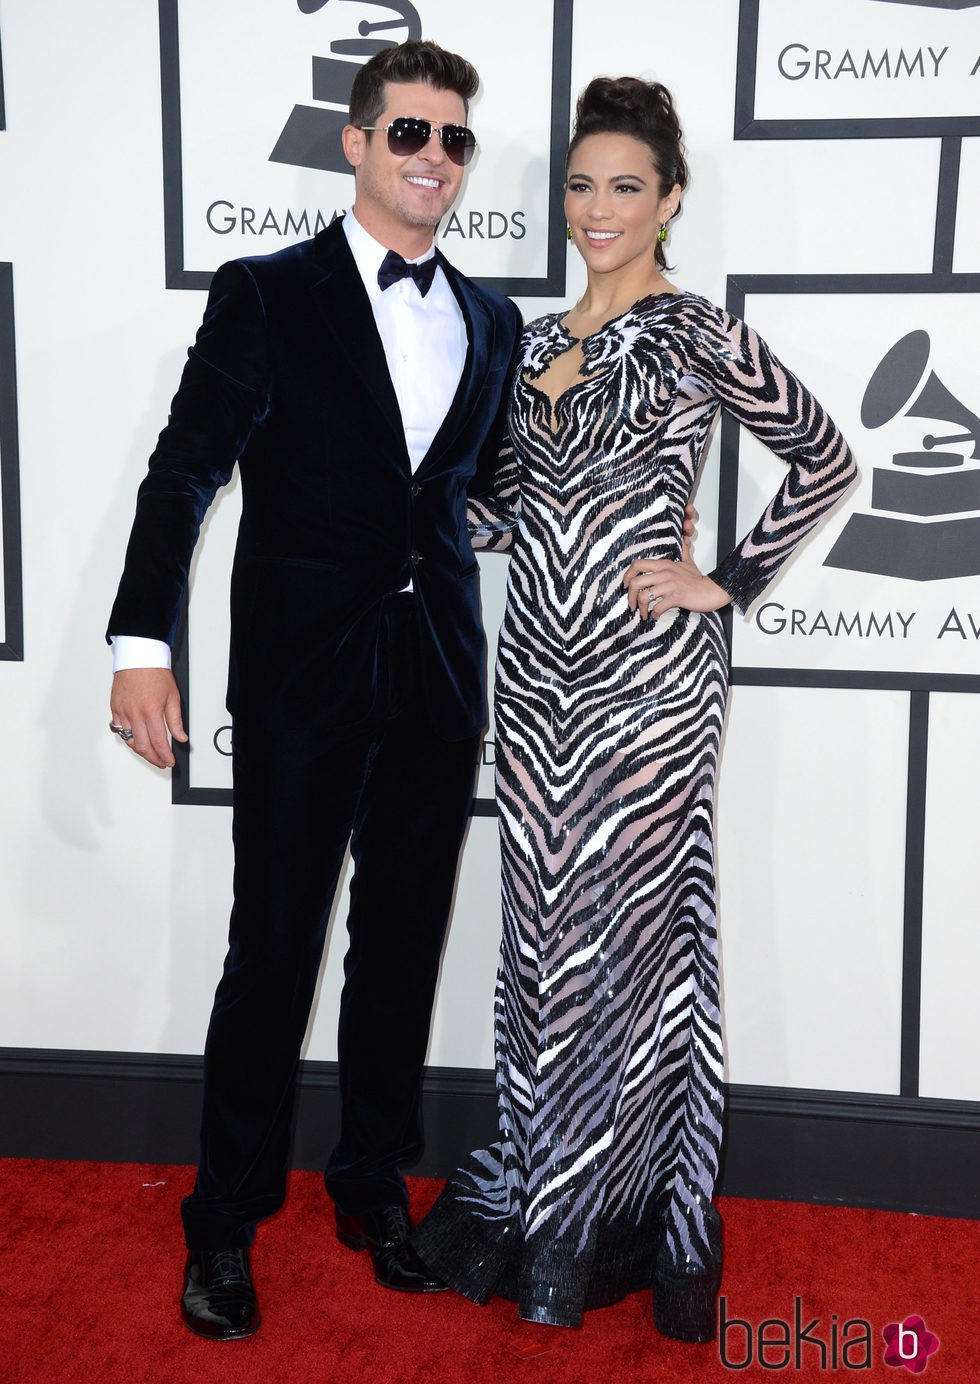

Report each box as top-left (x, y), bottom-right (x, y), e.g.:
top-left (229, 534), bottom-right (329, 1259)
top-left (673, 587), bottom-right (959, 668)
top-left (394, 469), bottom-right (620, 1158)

top-left (882, 1315), bottom-right (940, 1373)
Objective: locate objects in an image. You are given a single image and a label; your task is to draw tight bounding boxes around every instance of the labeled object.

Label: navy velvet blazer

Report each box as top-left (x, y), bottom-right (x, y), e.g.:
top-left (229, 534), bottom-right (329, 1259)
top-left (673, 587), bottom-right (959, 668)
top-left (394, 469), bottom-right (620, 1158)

top-left (108, 219), bottom-right (522, 739)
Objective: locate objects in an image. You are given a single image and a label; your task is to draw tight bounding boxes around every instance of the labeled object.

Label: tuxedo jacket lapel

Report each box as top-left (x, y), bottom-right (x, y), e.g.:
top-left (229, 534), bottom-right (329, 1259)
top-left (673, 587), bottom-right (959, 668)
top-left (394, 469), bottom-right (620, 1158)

top-left (416, 254), bottom-right (493, 478)
top-left (307, 224), bottom-right (496, 479)
top-left (309, 222), bottom-right (407, 461)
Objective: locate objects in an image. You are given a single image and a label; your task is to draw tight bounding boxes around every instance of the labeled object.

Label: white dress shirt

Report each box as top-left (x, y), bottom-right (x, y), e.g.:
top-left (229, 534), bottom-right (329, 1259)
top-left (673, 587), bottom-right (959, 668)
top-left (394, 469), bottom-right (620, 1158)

top-left (112, 210), bottom-right (467, 671)
top-left (343, 209), bottom-right (466, 473)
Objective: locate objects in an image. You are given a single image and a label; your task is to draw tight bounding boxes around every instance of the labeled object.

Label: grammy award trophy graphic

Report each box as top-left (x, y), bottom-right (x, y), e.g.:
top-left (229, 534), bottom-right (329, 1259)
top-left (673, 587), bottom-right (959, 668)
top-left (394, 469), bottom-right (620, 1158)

top-left (270, 0), bottom-right (423, 174)
top-left (825, 330), bottom-right (980, 581)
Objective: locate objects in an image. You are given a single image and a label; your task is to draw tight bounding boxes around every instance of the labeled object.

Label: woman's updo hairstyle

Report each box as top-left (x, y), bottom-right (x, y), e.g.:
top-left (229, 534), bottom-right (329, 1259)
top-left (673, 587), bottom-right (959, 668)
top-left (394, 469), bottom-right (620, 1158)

top-left (567, 77), bottom-right (689, 270)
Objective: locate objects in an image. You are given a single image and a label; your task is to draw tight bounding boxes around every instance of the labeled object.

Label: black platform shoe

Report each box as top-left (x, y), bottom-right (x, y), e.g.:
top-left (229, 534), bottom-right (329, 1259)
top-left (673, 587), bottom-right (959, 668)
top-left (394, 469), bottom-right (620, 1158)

top-left (652, 1204), bottom-right (723, 1343)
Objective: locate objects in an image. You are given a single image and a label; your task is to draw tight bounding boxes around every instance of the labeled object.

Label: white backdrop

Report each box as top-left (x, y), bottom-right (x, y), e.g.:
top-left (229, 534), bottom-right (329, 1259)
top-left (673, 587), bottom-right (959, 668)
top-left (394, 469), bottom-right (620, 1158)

top-left (0, 0), bottom-right (978, 1106)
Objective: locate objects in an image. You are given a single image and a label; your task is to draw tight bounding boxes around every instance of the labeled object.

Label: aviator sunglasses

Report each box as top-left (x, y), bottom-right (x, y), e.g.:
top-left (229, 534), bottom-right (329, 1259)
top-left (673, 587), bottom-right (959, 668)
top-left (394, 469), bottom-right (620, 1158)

top-left (358, 116), bottom-right (477, 167)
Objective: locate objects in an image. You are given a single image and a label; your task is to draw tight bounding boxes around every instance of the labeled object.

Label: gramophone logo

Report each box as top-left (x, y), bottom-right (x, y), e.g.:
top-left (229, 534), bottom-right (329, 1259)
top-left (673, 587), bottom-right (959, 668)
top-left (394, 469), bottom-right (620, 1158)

top-left (825, 330), bottom-right (980, 581)
top-left (271, 0), bottom-right (422, 175)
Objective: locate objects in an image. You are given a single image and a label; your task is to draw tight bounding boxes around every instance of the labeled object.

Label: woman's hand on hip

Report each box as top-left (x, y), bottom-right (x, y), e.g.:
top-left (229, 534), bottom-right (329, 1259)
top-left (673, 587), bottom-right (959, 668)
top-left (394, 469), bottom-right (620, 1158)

top-left (623, 551), bottom-right (730, 620)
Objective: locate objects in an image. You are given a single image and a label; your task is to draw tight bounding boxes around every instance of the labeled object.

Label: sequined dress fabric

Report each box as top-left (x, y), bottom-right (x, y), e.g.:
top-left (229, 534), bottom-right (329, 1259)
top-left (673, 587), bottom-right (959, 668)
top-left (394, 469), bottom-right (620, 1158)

top-left (413, 293), bottom-right (856, 1327)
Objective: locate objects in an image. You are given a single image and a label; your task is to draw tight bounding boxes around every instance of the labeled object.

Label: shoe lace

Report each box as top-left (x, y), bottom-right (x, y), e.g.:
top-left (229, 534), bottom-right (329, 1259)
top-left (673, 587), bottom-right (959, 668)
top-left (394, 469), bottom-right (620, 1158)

top-left (375, 1204), bottom-right (412, 1244)
top-left (206, 1248), bottom-right (252, 1291)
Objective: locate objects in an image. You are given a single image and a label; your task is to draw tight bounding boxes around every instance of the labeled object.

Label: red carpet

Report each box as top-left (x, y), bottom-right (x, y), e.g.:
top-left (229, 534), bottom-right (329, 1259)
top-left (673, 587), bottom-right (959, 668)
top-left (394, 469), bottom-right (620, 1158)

top-left (0, 1159), bottom-right (975, 1381)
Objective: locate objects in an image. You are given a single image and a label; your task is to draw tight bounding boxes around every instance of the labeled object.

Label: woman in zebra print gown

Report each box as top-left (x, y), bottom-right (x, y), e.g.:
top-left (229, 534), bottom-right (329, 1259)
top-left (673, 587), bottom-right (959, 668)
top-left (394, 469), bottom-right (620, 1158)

top-left (414, 77), bottom-right (856, 1340)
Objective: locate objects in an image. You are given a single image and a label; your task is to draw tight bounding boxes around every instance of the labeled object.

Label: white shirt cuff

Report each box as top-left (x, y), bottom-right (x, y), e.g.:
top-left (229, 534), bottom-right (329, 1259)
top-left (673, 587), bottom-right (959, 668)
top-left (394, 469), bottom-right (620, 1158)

top-left (110, 635), bottom-right (172, 673)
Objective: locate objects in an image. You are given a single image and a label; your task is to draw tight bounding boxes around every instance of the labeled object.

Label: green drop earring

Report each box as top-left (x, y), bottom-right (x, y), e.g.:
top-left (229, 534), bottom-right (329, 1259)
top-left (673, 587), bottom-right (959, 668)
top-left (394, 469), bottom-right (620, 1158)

top-left (567, 226), bottom-right (573, 241)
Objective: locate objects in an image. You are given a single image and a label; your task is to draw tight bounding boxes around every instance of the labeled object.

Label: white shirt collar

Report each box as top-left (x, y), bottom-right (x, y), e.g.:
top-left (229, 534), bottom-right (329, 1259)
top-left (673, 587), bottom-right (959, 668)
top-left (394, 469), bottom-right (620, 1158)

top-left (342, 210), bottom-right (437, 301)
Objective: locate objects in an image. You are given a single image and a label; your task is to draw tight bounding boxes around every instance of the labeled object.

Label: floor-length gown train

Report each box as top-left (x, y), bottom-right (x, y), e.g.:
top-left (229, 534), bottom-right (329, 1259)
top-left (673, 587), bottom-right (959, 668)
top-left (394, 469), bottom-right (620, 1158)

top-left (414, 292), bottom-right (856, 1330)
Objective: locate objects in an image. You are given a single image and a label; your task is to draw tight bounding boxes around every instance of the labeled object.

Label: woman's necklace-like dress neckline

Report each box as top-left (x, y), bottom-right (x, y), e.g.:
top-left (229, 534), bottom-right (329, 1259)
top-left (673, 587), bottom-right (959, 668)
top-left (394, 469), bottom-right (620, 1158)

top-left (556, 287), bottom-right (684, 344)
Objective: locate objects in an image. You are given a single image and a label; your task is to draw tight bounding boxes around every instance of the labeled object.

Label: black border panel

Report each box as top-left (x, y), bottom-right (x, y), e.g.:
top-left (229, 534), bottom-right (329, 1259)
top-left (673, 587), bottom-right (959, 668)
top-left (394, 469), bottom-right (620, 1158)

top-left (0, 264), bottom-right (24, 661)
top-left (719, 1083), bottom-right (980, 1219)
top-left (934, 136), bottom-right (961, 274)
top-left (0, 20), bottom-right (6, 130)
top-left (900, 691), bottom-right (930, 1098)
top-left (169, 598), bottom-right (214, 805)
top-left (158, 0), bottom-right (574, 296)
top-left (2, 1048), bottom-right (977, 1217)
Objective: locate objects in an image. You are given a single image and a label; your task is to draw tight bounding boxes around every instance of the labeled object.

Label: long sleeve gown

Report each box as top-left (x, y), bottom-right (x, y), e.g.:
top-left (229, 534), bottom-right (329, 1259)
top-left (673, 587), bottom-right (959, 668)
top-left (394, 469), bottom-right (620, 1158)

top-left (413, 291), bottom-right (857, 1330)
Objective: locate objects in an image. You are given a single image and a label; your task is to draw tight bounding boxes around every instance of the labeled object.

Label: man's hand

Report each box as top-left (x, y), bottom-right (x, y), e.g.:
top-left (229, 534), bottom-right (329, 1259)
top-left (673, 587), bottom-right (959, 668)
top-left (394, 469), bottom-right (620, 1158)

top-left (109, 668), bottom-right (188, 769)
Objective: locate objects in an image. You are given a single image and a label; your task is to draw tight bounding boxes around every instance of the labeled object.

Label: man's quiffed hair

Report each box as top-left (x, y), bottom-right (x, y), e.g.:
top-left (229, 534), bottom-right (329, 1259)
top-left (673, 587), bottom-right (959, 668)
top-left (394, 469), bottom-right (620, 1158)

top-left (349, 39), bottom-right (480, 128)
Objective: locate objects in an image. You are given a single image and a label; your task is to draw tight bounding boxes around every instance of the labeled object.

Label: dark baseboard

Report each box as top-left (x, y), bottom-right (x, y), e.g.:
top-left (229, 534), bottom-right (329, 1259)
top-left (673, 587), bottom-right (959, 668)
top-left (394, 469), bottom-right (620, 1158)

top-left (1, 1048), bottom-right (977, 1219)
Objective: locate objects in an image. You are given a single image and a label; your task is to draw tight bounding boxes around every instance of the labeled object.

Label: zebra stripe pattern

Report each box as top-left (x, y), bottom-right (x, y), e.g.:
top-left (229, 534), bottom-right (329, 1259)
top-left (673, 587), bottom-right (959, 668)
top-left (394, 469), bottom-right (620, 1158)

top-left (414, 292), bottom-right (856, 1329)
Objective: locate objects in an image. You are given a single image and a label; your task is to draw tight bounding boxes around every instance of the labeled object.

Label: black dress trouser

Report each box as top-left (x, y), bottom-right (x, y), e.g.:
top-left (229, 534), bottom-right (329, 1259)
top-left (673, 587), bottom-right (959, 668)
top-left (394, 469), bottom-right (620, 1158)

top-left (180, 594), bottom-right (481, 1249)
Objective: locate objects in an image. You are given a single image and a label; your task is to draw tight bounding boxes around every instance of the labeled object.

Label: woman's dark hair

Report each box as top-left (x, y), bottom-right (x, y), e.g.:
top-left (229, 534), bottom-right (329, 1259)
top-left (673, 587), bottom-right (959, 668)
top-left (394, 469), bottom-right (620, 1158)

top-left (349, 39), bottom-right (480, 130)
top-left (567, 76), bottom-right (689, 270)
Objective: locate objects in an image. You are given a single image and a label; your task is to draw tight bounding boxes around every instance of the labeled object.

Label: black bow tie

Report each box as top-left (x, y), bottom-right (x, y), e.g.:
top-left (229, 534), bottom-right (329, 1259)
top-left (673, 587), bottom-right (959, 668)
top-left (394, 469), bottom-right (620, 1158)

top-left (377, 249), bottom-right (438, 297)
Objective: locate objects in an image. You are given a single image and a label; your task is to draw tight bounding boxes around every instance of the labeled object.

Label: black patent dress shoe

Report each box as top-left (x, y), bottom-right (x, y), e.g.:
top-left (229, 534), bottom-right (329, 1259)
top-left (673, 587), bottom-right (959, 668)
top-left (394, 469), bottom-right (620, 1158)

top-left (181, 1247), bottom-right (261, 1340)
top-left (335, 1204), bottom-right (447, 1293)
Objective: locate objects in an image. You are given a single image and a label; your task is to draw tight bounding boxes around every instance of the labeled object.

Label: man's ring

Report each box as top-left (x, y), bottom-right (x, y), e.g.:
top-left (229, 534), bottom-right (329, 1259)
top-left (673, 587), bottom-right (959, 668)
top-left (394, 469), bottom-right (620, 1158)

top-left (120, 728), bottom-right (135, 742)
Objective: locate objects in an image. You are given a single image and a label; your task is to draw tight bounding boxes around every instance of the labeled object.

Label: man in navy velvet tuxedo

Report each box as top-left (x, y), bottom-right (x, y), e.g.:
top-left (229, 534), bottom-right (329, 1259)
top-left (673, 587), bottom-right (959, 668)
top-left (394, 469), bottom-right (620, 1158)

top-left (106, 40), bottom-right (521, 1340)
